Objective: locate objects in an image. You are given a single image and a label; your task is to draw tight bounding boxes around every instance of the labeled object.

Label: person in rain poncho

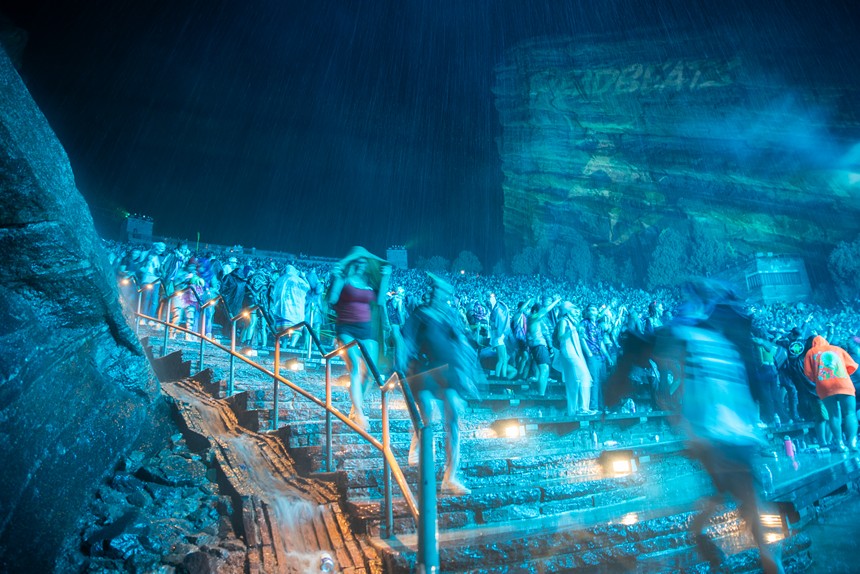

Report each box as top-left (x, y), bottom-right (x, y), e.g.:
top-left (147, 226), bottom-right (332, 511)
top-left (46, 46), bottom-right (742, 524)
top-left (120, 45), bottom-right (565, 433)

top-left (271, 264), bottom-right (310, 347)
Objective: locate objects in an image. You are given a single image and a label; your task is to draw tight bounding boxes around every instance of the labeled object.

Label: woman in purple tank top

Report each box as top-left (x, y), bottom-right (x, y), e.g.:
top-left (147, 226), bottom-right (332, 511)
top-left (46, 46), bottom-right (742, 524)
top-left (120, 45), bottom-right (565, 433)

top-left (327, 246), bottom-right (391, 430)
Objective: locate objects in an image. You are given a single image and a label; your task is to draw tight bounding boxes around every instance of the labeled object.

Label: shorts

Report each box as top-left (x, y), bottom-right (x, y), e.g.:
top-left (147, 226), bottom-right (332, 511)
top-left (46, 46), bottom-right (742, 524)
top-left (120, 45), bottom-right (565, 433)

top-left (336, 321), bottom-right (373, 341)
top-left (529, 344), bottom-right (551, 366)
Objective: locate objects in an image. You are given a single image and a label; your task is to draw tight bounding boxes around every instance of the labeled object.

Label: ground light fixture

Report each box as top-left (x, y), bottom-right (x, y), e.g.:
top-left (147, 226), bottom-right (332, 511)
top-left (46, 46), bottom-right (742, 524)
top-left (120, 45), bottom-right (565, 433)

top-left (505, 423), bottom-right (526, 438)
top-left (760, 511), bottom-right (788, 543)
top-left (599, 449), bottom-right (638, 477)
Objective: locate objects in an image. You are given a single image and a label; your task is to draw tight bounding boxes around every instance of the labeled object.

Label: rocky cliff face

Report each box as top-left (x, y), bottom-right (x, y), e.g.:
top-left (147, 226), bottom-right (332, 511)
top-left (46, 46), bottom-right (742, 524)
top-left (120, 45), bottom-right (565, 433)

top-left (494, 33), bottom-right (860, 271)
top-left (0, 48), bottom-right (167, 571)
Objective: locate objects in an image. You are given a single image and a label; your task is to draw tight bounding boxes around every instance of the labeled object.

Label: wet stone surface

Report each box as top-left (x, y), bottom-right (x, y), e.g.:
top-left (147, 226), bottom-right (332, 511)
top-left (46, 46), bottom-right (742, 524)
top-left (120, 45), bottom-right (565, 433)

top-left (71, 437), bottom-right (247, 574)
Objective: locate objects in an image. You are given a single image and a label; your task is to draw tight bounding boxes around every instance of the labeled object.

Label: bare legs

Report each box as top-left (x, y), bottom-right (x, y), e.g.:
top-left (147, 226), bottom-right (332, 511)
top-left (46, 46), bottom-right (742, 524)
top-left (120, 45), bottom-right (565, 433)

top-left (559, 357), bottom-right (580, 416)
top-left (409, 388), bottom-right (469, 495)
top-left (824, 394), bottom-right (859, 450)
top-left (536, 364), bottom-right (550, 396)
top-left (338, 333), bottom-right (370, 430)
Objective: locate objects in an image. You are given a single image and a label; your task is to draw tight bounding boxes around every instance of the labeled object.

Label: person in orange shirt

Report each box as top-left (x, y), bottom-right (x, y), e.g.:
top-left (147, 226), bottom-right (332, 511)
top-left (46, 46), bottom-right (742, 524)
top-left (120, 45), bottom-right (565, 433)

top-left (804, 336), bottom-right (859, 452)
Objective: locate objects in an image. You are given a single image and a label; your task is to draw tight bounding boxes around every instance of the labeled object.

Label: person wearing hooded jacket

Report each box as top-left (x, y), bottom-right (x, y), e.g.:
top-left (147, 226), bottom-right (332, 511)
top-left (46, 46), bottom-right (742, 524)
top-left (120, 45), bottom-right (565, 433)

top-left (804, 335), bottom-right (858, 452)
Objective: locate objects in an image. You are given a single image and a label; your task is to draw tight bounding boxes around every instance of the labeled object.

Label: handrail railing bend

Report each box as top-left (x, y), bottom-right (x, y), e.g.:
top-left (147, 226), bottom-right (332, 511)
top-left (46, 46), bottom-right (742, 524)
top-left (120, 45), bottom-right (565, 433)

top-left (134, 312), bottom-right (423, 540)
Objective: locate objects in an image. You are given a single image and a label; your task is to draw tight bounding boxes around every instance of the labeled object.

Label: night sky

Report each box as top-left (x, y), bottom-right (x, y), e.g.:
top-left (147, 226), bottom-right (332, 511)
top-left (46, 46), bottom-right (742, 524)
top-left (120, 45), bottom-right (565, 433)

top-left (2, 1), bottom-right (858, 265)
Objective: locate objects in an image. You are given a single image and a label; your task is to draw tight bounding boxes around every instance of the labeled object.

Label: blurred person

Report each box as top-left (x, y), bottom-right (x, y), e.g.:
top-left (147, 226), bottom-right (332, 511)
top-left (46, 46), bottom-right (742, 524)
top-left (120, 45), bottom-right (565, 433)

top-left (399, 273), bottom-right (482, 495)
top-left (242, 265), bottom-right (275, 351)
top-left (555, 302), bottom-right (593, 416)
top-left (140, 241), bottom-right (166, 322)
top-left (385, 286), bottom-right (408, 369)
top-left (304, 267), bottom-right (326, 334)
top-left (222, 256), bottom-right (239, 277)
top-left (195, 256), bottom-right (220, 338)
top-left (218, 263), bottom-right (251, 343)
top-left (160, 242), bottom-right (191, 294)
top-left (511, 299), bottom-right (532, 380)
top-left (804, 335), bottom-right (858, 452)
top-left (581, 304), bottom-right (614, 411)
top-left (328, 246), bottom-right (392, 430)
top-left (469, 299), bottom-right (490, 347)
top-left (527, 295), bottom-right (562, 396)
top-left (599, 310), bottom-right (620, 365)
top-left (608, 279), bottom-right (784, 574)
top-left (644, 300), bottom-right (664, 334)
top-left (486, 291), bottom-right (515, 379)
top-left (169, 264), bottom-right (204, 340)
top-left (270, 264), bottom-right (310, 347)
top-left (117, 247), bottom-right (144, 311)
top-left (751, 329), bottom-right (786, 425)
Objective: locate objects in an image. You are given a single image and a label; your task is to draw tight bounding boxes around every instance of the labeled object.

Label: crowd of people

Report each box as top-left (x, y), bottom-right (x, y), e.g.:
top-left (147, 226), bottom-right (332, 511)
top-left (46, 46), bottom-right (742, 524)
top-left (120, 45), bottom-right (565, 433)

top-left (107, 238), bottom-right (859, 572)
top-left (106, 238), bottom-right (860, 456)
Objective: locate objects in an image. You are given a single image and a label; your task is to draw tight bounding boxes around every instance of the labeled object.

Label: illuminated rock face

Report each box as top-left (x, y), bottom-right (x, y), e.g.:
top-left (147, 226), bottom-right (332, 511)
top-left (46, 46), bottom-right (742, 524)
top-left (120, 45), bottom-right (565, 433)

top-left (0, 49), bottom-right (165, 571)
top-left (494, 34), bottom-right (860, 264)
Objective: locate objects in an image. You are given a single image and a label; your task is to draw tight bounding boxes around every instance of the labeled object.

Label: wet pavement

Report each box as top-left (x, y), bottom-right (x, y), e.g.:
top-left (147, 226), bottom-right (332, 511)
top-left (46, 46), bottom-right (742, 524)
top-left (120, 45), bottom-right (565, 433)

top-left (803, 489), bottom-right (860, 574)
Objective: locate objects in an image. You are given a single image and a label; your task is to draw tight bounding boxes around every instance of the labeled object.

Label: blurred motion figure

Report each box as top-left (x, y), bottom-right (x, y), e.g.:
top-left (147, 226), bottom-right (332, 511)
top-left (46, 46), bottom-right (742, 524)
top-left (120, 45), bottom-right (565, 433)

top-left (609, 279), bottom-right (785, 574)
top-left (398, 273), bottom-right (482, 495)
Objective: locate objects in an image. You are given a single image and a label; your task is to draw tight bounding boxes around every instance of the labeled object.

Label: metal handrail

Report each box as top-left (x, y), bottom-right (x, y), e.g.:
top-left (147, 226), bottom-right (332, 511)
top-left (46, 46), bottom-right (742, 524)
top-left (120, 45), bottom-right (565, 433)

top-left (273, 321), bottom-right (425, 531)
top-left (134, 311), bottom-right (422, 538)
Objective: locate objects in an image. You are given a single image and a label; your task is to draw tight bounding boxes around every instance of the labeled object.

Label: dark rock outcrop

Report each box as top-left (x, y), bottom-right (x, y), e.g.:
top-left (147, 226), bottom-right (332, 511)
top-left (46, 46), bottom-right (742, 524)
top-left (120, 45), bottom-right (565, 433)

top-left (494, 32), bottom-right (860, 265)
top-left (0, 47), bottom-right (166, 571)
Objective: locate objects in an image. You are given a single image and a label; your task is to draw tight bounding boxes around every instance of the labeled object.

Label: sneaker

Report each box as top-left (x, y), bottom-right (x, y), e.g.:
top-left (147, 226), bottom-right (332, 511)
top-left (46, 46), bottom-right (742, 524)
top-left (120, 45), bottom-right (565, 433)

top-left (830, 443), bottom-right (848, 453)
top-left (441, 478), bottom-right (471, 496)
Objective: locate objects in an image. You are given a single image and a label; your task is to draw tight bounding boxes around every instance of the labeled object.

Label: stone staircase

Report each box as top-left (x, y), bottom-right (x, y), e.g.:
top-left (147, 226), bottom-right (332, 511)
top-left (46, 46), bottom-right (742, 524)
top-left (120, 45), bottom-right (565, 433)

top-left (153, 335), bottom-right (813, 573)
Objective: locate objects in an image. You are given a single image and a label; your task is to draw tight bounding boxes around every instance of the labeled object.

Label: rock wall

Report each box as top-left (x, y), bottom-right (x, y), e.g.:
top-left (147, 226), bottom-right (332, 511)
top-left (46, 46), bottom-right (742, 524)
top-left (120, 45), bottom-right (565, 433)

top-left (494, 33), bottom-right (860, 268)
top-left (0, 47), bottom-right (167, 571)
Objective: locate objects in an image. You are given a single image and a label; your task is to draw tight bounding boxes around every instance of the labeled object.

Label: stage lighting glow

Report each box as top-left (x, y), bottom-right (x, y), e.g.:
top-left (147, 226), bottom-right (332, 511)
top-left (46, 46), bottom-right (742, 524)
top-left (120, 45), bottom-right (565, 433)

top-left (760, 514), bottom-right (782, 528)
top-left (505, 424), bottom-right (525, 438)
top-left (612, 459), bottom-right (632, 474)
top-left (620, 513), bottom-right (639, 525)
top-left (765, 532), bottom-right (783, 543)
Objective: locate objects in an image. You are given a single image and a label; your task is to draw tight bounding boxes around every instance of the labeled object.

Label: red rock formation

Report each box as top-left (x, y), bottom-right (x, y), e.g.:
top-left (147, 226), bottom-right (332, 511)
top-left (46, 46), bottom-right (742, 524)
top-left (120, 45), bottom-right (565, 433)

top-left (494, 34), bottom-right (860, 269)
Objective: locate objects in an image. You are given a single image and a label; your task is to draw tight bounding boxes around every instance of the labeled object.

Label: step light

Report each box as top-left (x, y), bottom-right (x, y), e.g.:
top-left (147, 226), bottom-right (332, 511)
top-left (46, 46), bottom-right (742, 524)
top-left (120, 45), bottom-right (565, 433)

top-left (760, 511), bottom-right (787, 542)
top-left (599, 449), bottom-right (638, 477)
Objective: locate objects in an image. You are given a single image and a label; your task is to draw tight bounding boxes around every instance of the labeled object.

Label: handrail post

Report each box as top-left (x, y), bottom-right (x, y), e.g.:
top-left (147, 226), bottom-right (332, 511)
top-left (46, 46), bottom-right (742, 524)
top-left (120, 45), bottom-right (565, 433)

top-left (417, 418), bottom-right (439, 572)
top-left (229, 320), bottom-right (236, 397)
top-left (272, 333), bottom-right (281, 431)
top-left (135, 291), bottom-right (143, 335)
top-left (198, 311), bottom-right (206, 371)
top-left (381, 387), bottom-right (393, 539)
top-left (161, 295), bottom-right (172, 356)
top-left (306, 307), bottom-right (315, 359)
top-left (325, 356), bottom-right (333, 472)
